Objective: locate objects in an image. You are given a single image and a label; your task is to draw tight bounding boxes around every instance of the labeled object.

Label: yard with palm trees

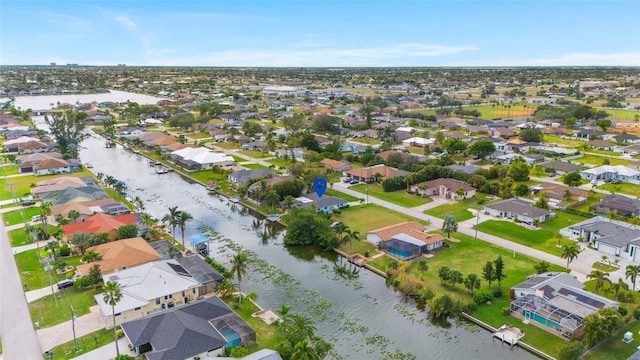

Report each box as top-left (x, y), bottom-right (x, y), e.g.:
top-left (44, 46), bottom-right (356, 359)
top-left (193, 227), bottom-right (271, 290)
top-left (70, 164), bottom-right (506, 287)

top-left (350, 183), bottom-right (432, 207)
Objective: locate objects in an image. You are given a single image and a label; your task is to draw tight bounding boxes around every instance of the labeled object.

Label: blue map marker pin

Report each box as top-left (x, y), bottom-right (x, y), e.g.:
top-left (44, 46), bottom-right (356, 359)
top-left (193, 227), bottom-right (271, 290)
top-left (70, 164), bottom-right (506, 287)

top-left (312, 178), bottom-right (327, 198)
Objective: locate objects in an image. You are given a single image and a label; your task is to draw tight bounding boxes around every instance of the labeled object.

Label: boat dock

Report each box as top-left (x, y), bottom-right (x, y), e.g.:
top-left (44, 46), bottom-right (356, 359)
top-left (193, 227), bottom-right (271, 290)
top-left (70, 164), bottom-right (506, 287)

top-left (493, 324), bottom-right (524, 346)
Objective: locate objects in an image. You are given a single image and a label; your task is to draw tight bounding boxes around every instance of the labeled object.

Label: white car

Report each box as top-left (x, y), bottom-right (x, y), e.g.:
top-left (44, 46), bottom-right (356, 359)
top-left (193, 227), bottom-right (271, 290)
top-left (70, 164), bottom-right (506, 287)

top-left (630, 151), bottom-right (638, 157)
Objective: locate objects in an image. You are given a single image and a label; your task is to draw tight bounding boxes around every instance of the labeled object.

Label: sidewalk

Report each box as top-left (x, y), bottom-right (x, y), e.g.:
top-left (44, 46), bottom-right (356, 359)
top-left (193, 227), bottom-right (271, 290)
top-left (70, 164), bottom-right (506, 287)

top-left (26, 285), bottom-right (59, 303)
top-left (37, 305), bottom-right (107, 352)
top-left (71, 337), bottom-right (136, 360)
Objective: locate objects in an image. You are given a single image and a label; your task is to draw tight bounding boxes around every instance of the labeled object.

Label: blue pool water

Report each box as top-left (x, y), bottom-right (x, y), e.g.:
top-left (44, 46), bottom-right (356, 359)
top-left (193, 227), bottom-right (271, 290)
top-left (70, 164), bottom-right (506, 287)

top-left (220, 328), bottom-right (241, 348)
top-left (388, 248), bottom-right (413, 258)
top-left (522, 310), bottom-right (561, 330)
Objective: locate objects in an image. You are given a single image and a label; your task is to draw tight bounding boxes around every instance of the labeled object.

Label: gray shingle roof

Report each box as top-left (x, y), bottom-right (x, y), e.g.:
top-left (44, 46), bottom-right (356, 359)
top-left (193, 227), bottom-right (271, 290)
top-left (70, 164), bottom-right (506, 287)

top-left (485, 198), bottom-right (551, 218)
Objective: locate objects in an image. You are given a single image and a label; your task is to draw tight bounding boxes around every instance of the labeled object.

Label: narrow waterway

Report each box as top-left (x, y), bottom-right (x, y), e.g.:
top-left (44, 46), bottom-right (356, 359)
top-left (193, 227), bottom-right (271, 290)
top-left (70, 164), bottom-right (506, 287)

top-left (75, 133), bottom-right (536, 360)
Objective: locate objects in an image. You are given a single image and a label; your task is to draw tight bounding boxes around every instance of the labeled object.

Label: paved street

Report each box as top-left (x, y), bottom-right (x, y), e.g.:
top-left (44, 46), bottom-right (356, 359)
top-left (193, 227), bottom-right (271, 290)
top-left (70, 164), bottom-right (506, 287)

top-left (0, 221), bottom-right (43, 359)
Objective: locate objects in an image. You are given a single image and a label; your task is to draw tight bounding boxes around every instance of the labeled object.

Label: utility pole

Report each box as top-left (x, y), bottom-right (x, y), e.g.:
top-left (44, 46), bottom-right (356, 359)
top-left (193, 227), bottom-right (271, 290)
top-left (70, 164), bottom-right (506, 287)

top-left (71, 306), bottom-right (77, 352)
top-left (43, 258), bottom-right (57, 306)
top-left (474, 208), bottom-right (480, 240)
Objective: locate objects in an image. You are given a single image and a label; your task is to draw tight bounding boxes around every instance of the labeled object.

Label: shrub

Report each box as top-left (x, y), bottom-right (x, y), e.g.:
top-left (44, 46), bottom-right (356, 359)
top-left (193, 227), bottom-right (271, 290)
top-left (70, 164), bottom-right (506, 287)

top-left (116, 328), bottom-right (124, 338)
top-left (634, 308), bottom-right (640, 320)
top-left (364, 251), bottom-right (370, 258)
top-left (66, 271), bottom-right (74, 280)
top-left (473, 290), bottom-right (493, 304)
top-left (558, 341), bottom-right (585, 360)
top-left (502, 307), bottom-right (511, 315)
top-left (619, 307), bottom-right (628, 316)
top-left (59, 244), bottom-right (71, 257)
top-left (493, 287), bottom-right (502, 298)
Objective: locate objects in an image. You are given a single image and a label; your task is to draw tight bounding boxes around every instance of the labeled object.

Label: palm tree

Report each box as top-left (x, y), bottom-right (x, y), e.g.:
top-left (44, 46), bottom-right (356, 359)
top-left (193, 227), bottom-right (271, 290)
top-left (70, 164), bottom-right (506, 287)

top-left (163, 245), bottom-right (183, 260)
top-left (626, 265), bottom-right (640, 291)
top-left (343, 228), bottom-right (360, 251)
top-left (464, 273), bottom-right (481, 295)
top-left (264, 190), bottom-right (280, 209)
top-left (290, 314), bottom-right (317, 341)
top-left (215, 279), bottom-right (236, 298)
top-left (283, 195), bottom-right (295, 210)
top-left (611, 278), bottom-right (629, 300)
top-left (629, 216), bottom-right (640, 229)
top-left (67, 209), bottom-right (80, 223)
top-left (229, 253), bottom-right (248, 307)
top-left (82, 250), bottom-right (102, 263)
top-left (587, 270), bottom-right (611, 295)
top-left (291, 339), bottom-right (317, 360)
top-left (71, 232), bottom-right (94, 255)
top-left (608, 210), bottom-right (618, 223)
top-left (161, 206), bottom-right (180, 236)
top-left (560, 243), bottom-right (580, 269)
top-left (102, 281), bottom-right (123, 357)
top-left (277, 304), bottom-right (291, 331)
top-left (176, 210), bottom-right (193, 250)
top-left (39, 201), bottom-right (52, 238)
top-left (45, 240), bottom-right (58, 258)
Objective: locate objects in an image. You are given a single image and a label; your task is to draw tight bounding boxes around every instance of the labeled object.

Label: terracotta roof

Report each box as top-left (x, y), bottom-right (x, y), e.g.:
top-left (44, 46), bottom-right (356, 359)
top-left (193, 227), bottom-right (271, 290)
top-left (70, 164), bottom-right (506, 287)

top-left (76, 237), bottom-right (161, 276)
top-left (62, 213), bottom-right (138, 237)
top-left (51, 202), bottom-right (94, 218)
top-left (152, 136), bottom-right (178, 146)
top-left (138, 132), bottom-right (169, 141)
top-left (163, 142), bottom-right (192, 151)
top-left (18, 140), bottom-right (48, 150)
top-left (346, 164), bottom-right (407, 180)
top-left (538, 182), bottom-right (588, 198)
top-left (588, 139), bottom-right (616, 147)
top-left (415, 178), bottom-right (475, 192)
top-left (368, 222), bottom-right (425, 241)
top-left (319, 158), bottom-right (351, 171)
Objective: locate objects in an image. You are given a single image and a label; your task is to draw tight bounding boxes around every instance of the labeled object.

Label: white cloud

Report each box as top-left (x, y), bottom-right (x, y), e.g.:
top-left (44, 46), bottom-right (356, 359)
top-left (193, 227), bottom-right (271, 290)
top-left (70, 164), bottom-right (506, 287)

top-left (114, 15), bottom-right (137, 30)
top-left (144, 43), bottom-right (478, 67)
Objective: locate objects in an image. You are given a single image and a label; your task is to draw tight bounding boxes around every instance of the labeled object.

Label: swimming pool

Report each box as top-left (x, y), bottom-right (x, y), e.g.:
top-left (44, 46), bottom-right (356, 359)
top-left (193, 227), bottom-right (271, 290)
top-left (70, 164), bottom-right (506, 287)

top-left (219, 327), bottom-right (241, 348)
top-left (388, 248), bottom-right (413, 258)
top-left (522, 310), bottom-right (561, 330)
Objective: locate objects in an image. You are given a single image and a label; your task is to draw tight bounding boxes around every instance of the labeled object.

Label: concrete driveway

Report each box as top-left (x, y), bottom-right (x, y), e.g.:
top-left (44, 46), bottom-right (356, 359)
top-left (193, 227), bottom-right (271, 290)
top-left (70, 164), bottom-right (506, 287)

top-left (37, 305), bottom-right (107, 352)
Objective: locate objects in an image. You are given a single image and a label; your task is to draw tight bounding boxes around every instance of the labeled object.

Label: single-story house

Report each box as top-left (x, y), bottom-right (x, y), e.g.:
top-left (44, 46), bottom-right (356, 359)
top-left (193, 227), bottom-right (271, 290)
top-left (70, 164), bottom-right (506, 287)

top-left (31, 176), bottom-right (89, 198)
top-left (170, 147), bottom-right (235, 171)
top-left (319, 158), bottom-right (352, 172)
top-left (510, 272), bottom-right (618, 336)
top-left (51, 198), bottom-right (117, 223)
top-left (588, 139), bottom-right (616, 150)
top-left (532, 182), bottom-right (588, 201)
top-left (121, 296), bottom-right (256, 360)
top-left (345, 164), bottom-right (409, 183)
top-left (567, 218), bottom-right (640, 260)
top-left (580, 165), bottom-right (640, 183)
top-left (228, 169), bottom-right (274, 185)
top-left (402, 137), bottom-right (434, 147)
top-left (493, 153), bottom-right (537, 166)
top-left (41, 186), bottom-right (109, 205)
top-left (575, 129), bottom-right (607, 140)
top-left (76, 237), bottom-right (161, 276)
top-left (409, 178), bottom-right (476, 200)
top-left (590, 194), bottom-right (640, 217)
top-left (33, 158), bottom-right (81, 176)
top-left (538, 161), bottom-right (581, 175)
top-left (484, 198), bottom-right (552, 225)
top-left (295, 193), bottom-right (348, 213)
top-left (367, 221), bottom-right (444, 260)
top-left (447, 164), bottom-right (479, 175)
top-left (62, 212), bottom-right (139, 241)
top-left (95, 260), bottom-right (203, 327)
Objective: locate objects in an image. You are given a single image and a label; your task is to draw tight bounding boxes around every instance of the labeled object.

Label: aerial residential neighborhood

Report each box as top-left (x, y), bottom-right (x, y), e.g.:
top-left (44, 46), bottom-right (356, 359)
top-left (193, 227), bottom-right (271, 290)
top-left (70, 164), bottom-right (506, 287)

top-left (1, 1), bottom-right (639, 360)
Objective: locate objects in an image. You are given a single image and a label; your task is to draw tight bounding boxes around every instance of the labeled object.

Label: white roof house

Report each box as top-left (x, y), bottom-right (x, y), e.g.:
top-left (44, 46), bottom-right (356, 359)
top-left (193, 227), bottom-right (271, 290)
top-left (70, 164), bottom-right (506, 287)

top-left (95, 260), bottom-right (201, 319)
top-left (580, 165), bottom-right (640, 183)
top-left (170, 147), bottom-right (235, 171)
top-left (402, 137), bottom-right (435, 147)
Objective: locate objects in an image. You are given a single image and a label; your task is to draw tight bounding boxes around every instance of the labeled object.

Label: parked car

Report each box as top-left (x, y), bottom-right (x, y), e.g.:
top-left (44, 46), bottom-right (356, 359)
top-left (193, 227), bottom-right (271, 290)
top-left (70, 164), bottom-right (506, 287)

top-left (349, 180), bottom-right (359, 185)
top-left (21, 199), bottom-right (36, 206)
top-left (56, 279), bottom-right (74, 290)
top-left (31, 215), bottom-right (41, 222)
top-left (630, 151), bottom-right (638, 157)
top-left (547, 173), bottom-right (557, 177)
top-left (342, 178), bottom-right (352, 183)
top-left (330, 221), bottom-right (343, 229)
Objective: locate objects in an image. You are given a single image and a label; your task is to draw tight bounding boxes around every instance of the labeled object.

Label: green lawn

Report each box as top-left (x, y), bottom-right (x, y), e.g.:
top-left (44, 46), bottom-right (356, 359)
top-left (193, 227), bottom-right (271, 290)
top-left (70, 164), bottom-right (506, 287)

top-left (350, 183), bottom-right (432, 207)
top-left (0, 164), bottom-right (19, 175)
top-left (425, 194), bottom-right (489, 222)
top-left (592, 262), bottom-right (619, 272)
top-left (477, 212), bottom-right (589, 256)
top-left (243, 164), bottom-right (272, 170)
top-left (543, 135), bottom-right (582, 148)
top-left (215, 141), bottom-right (240, 150)
top-left (366, 230), bottom-right (568, 358)
top-left (351, 137), bottom-right (380, 145)
top-left (0, 170), bottom-right (96, 200)
top-left (239, 150), bottom-right (271, 159)
top-left (599, 182), bottom-right (640, 197)
top-left (231, 155), bottom-right (247, 163)
top-left (324, 188), bottom-right (360, 202)
top-left (589, 149), bottom-right (622, 157)
top-left (15, 249), bottom-right (82, 289)
top-left (8, 224), bottom-right (59, 247)
top-left (573, 154), bottom-right (630, 167)
top-left (45, 328), bottom-right (114, 358)
top-left (186, 132), bottom-right (211, 139)
top-left (333, 203), bottom-right (426, 240)
top-left (584, 319), bottom-right (640, 360)
top-left (220, 296), bottom-right (286, 353)
top-left (30, 287), bottom-right (97, 328)
top-left (266, 158), bottom-right (295, 168)
top-left (2, 207), bottom-right (42, 226)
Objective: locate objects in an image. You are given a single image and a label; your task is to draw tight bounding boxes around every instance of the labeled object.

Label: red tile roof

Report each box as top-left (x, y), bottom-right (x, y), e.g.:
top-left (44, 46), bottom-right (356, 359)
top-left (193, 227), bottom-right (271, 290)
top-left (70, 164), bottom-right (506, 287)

top-left (62, 213), bottom-right (138, 237)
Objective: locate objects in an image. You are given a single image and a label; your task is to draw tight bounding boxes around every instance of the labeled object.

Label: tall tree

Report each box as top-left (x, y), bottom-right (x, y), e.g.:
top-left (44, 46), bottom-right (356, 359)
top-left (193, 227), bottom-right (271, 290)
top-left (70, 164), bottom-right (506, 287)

top-left (587, 270), bottom-right (611, 295)
top-left (468, 140), bottom-right (496, 159)
top-left (67, 209), bottom-right (80, 223)
top-left (44, 110), bottom-right (87, 157)
top-left (176, 211), bottom-right (193, 250)
top-left (561, 244), bottom-right (580, 269)
top-left (230, 253), bottom-right (249, 306)
top-left (277, 304), bottom-right (291, 331)
top-left (442, 214), bottom-right (457, 238)
top-left (464, 273), bottom-right (481, 295)
top-left (39, 201), bottom-right (52, 238)
top-left (626, 265), bottom-right (640, 291)
top-left (161, 206), bottom-right (180, 236)
top-left (482, 261), bottom-right (495, 287)
top-left (493, 256), bottom-right (507, 287)
top-left (102, 281), bottom-right (123, 357)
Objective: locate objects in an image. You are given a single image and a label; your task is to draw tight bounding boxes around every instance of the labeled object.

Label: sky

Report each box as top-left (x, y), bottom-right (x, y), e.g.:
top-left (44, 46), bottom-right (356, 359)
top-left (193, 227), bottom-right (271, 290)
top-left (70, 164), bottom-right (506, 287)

top-left (1, 0), bottom-right (639, 67)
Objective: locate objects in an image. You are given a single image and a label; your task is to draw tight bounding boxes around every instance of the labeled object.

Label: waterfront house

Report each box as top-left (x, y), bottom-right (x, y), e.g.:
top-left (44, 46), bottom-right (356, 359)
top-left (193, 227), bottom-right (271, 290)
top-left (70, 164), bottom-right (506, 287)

top-left (295, 193), bottom-right (349, 213)
top-left (50, 198), bottom-right (117, 223)
top-left (95, 260), bottom-right (202, 327)
top-left (30, 176), bottom-right (89, 198)
top-left (409, 178), bottom-right (476, 200)
top-left (76, 237), bottom-right (161, 276)
top-left (40, 186), bottom-right (109, 205)
top-left (170, 147), bottom-right (235, 171)
top-left (483, 198), bottom-right (552, 225)
top-left (510, 272), bottom-right (618, 337)
top-left (228, 169), bottom-right (274, 185)
top-left (62, 212), bottom-right (140, 241)
top-left (367, 222), bottom-right (444, 260)
top-left (121, 296), bottom-right (256, 359)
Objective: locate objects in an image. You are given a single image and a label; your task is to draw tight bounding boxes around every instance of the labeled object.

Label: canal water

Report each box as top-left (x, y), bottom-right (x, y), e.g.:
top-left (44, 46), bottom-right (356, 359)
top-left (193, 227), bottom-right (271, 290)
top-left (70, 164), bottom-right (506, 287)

top-left (76, 134), bottom-right (536, 360)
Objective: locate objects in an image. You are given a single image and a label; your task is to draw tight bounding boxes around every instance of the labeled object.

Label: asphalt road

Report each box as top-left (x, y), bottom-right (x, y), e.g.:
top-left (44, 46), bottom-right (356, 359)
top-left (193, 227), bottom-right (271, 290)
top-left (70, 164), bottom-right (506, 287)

top-left (0, 221), bottom-right (43, 360)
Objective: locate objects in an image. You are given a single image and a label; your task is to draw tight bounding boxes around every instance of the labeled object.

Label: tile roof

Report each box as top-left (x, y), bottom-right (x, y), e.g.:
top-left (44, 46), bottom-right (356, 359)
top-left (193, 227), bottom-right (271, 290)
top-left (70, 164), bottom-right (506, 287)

top-left (62, 212), bottom-right (138, 237)
top-left (346, 164), bottom-right (408, 180)
top-left (414, 178), bottom-right (475, 192)
top-left (485, 198), bottom-right (551, 218)
top-left (76, 237), bottom-right (161, 276)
